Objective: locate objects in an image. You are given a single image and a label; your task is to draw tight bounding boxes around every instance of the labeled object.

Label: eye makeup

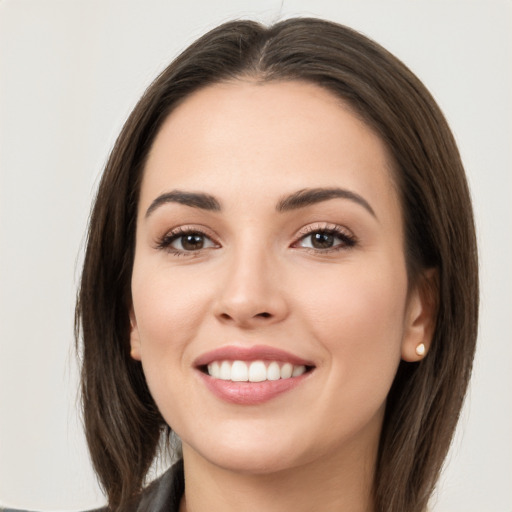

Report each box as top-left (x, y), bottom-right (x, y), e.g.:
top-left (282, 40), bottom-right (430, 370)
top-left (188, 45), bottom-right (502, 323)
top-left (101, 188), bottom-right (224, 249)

top-left (154, 221), bottom-right (357, 258)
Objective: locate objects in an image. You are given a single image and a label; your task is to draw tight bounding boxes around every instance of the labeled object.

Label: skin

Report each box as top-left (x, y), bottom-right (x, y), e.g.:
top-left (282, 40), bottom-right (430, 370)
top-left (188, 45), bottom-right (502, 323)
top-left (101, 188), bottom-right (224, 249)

top-left (129, 80), bottom-right (434, 512)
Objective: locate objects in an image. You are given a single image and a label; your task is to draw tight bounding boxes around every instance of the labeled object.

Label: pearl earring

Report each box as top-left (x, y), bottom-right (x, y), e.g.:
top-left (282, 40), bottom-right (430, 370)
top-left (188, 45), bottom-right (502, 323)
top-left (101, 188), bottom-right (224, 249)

top-left (415, 343), bottom-right (426, 357)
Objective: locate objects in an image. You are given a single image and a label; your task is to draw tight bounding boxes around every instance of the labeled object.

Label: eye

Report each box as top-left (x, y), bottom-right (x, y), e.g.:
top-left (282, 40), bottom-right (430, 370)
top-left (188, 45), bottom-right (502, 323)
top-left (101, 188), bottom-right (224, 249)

top-left (294, 226), bottom-right (356, 252)
top-left (157, 228), bottom-right (218, 254)
top-left (172, 232), bottom-right (215, 251)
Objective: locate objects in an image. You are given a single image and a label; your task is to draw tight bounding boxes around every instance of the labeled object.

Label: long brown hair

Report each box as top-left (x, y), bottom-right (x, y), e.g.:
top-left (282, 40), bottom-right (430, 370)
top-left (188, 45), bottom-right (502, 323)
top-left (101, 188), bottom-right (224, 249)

top-left (76, 18), bottom-right (478, 511)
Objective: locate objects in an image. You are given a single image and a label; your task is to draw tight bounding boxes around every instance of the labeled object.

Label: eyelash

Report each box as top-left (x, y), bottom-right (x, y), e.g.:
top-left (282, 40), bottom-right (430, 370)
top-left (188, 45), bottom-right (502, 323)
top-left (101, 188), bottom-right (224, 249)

top-left (292, 224), bottom-right (357, 253)
top-left (155, 224), bottom-right (357, 257)
top-left (155, 226), bottom-right (219, 257)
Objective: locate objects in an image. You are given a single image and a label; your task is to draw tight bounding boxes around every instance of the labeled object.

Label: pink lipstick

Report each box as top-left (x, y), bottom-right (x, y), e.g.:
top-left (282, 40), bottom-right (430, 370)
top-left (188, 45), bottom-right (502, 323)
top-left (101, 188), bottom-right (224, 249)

top-left (194, 345), bottom-right (314, 405)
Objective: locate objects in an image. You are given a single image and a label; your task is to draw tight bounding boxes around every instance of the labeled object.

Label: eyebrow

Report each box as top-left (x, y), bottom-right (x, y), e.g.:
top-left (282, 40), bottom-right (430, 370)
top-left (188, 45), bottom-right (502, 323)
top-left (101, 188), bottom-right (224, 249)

top-left (145, 190), bottom-right (221, 218)
top-left (145, 186), bottom-right (375, 219)
top-left (276, 187), bottom-right (376, 217)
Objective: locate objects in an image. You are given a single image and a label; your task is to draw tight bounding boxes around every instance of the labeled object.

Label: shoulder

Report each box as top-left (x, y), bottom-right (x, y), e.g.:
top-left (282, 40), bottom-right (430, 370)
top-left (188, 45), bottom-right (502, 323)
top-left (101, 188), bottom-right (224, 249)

top-left (85, 459), bottom-right (184, 512)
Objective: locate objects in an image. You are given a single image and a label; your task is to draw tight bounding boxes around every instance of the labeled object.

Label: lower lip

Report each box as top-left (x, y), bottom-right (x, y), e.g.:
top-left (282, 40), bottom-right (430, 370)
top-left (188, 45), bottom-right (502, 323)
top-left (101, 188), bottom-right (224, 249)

top-left (198, 371), bottom-right (310, 405)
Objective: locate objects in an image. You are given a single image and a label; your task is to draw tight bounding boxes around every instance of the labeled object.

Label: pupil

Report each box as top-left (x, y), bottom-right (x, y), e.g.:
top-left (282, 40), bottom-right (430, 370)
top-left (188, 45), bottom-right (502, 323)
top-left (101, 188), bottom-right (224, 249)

top-left (312, 232), bottom-right (334, 249)
top-left (182, 234), bottom-right (204, 250)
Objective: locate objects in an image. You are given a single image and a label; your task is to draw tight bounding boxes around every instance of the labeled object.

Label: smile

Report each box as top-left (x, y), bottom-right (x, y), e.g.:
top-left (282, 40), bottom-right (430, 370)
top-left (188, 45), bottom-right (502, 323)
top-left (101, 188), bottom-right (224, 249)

top-left (195, 345), bottom-right (315, 405)
top-left (207, 360), bottom-right (307, 382)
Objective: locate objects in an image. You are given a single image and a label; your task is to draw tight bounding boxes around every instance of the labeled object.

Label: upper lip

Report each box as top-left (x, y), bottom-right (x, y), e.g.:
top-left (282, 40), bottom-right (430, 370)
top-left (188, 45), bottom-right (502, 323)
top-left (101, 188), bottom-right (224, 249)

top-left (194, 345), bottom-right (315, 368)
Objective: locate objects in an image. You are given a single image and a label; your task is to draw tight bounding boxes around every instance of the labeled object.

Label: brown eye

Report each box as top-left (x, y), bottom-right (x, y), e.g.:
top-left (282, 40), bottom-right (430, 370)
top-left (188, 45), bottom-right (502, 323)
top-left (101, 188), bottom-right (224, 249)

top-left (166, 231), bottom-right (217, 252)
top-left (180, 233), bottom-right (205, 250)
top-left (311, 232), bottom-right (335, 249)
top-left (296, 228), bottom-right (356, 251)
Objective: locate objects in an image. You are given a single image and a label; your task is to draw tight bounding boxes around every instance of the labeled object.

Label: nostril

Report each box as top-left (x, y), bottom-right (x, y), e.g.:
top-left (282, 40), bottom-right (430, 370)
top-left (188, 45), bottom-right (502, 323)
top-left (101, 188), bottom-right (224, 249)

top-left (216, 310), bottom-right (275, 324)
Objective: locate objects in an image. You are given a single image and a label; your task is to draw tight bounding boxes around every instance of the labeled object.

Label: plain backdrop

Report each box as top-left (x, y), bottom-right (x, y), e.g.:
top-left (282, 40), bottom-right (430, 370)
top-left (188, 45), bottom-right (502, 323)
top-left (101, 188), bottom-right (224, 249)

top-left (0, 0), bottom-right (511, 510)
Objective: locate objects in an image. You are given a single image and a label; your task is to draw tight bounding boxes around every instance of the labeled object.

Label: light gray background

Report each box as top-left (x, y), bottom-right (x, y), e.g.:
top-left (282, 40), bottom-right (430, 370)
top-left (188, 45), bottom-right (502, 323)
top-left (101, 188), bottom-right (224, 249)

top-left (1, 0), bottom-right (511, 510)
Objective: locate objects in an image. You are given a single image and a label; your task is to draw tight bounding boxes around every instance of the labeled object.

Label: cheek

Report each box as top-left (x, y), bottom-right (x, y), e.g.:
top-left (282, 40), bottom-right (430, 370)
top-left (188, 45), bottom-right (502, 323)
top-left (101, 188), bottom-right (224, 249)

top-left (131, 265), bottom-right (210, 362)
top-left (298, 260), bottom-right (407, 391)
top-left (130, 267), bottom-right (212, 428)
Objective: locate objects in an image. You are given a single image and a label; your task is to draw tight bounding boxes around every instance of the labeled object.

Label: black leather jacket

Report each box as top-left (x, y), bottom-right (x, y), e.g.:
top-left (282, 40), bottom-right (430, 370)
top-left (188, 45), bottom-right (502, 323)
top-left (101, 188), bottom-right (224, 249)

top-left (96, 460), bottom-right (184, 512)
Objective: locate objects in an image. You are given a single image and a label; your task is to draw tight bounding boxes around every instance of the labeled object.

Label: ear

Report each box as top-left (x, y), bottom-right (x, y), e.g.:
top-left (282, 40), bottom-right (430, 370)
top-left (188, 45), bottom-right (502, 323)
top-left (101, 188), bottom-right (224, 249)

top-left (401, 268), bottom-right (438, 362)
top-left (129, 307), bottom-right (142, 361)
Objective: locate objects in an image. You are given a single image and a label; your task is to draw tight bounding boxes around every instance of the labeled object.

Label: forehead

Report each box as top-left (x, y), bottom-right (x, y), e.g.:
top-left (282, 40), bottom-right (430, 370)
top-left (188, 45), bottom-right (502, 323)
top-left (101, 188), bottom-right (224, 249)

top-left (141, 80), bottom-right (399, 221)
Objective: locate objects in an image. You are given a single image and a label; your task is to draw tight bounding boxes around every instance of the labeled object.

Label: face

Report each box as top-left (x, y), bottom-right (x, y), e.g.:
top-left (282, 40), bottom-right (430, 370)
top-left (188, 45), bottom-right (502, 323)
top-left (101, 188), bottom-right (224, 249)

top-left (130, 81), bottom-right (431, 476)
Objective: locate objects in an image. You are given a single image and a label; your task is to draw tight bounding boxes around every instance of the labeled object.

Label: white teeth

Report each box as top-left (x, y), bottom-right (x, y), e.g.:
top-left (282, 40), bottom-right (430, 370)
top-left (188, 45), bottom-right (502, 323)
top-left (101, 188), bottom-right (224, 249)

top-left (209, 361), bottom-right (220, 377)
top-left (206, 360), bottom-right (308, 381)
top-left (231, 360), bottom-right (249, 381)
top-left (292, 365), bottom-right (306, 377)
top-left (267, 361), bottom-right (281, 381)
top-left (280, 362), bottom-right (293, 379)
top-left (248, 360), bottom-right (267, 382)
top-left (220, 361), bottom-right (231, 380)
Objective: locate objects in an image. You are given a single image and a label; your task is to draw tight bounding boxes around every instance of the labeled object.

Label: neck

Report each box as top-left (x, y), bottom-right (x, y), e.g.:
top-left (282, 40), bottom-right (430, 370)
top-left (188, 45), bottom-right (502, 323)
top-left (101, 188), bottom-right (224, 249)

top-left (179, 434), bottom-right (378, 512)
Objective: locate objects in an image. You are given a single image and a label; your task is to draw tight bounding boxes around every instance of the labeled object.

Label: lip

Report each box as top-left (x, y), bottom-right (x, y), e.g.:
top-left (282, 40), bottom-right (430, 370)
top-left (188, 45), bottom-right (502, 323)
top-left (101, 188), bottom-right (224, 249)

top-left (194, 345), bottom-right (315, 405)
top-left (198, 372), bottom-right (310, 405)
top-left (193, 344), bottom-right (314, 367)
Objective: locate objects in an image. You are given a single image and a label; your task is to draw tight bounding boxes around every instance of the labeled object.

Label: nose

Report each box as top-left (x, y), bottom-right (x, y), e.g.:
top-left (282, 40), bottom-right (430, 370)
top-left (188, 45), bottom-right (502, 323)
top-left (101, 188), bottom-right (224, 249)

top-left (214, 247), bottom-right (289, 328)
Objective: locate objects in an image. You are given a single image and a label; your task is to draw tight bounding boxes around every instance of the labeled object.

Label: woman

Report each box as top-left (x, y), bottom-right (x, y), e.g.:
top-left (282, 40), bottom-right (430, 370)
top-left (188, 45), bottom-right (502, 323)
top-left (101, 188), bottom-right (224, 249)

top-left (76, 18), bottom-right (478, 512)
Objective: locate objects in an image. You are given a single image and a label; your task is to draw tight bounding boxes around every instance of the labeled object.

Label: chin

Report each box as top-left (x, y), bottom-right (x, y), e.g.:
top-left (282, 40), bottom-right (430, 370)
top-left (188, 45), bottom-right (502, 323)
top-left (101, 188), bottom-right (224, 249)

top-left (206, 449), bottom-right (306, 476)
top-left (182, 428), bottom-right (312, 476)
